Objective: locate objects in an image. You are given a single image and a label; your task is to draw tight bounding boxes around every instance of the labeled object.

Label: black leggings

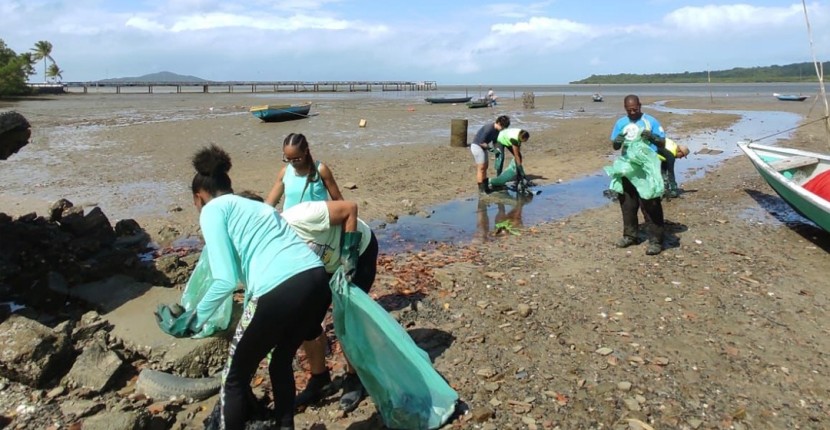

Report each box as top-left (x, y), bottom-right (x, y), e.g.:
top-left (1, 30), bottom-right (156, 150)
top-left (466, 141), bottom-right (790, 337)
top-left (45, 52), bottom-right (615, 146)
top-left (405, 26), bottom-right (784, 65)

top-left (305, 232), bottom-right (379, 342)
top-left (657, 146), bottom-right (676, 185)
top-left (352, 232), bottom-right (379, 294)
top-left (219, 266), bottom-right (330, 430)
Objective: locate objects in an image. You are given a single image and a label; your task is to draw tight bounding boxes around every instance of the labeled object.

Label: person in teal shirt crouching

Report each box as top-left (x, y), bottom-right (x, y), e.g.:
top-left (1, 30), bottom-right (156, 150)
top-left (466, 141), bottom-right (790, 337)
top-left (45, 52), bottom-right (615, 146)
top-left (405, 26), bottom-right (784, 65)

top-left (159, 145), bottom-right (330, 430)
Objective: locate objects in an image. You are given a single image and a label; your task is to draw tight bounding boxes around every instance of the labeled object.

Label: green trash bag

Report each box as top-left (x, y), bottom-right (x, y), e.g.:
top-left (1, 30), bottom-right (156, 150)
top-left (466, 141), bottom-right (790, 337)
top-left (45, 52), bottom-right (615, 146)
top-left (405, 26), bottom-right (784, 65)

top-left (604, 136), bottom-right (664, 200)
top-left (330, 269), bottom-right (458, 429)
top-left (490, 159), bottom-right (518, 187)
top-left (180, 246), bottom-right (233, 338)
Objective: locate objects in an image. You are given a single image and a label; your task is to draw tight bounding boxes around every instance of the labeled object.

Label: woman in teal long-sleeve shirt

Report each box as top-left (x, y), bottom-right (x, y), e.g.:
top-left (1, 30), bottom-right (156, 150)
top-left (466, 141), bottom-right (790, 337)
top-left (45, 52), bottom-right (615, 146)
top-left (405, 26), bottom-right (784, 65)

top-left (189, 145), bottom-right (329, 430)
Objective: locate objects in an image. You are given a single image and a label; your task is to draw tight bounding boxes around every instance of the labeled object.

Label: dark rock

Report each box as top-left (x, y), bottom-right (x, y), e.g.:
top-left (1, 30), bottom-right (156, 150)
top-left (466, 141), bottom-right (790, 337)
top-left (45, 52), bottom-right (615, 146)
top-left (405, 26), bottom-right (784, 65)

top-left (82, 410), bottom-right (150, 430)
top-left (49, 199), bottom-right (74, 223)
top-left (0, 315), bottom-right (72, 387)
top-left (64, 340), bottom-right (123, 392)
top-left (115, 219), bottom-right (142, 237)
top-left (0, 111), bottom-right (32, 160)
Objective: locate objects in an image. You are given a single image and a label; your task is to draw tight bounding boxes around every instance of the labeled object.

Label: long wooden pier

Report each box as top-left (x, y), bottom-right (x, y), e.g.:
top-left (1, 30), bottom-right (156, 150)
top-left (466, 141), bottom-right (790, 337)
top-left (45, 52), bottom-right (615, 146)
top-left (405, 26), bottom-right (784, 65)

top-left (56, 80), bottom-right (438, 94)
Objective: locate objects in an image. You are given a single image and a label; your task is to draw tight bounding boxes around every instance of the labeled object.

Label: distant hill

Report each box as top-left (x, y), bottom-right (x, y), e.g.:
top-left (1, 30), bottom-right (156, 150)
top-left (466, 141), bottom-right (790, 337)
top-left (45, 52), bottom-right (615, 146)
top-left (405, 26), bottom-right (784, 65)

top-left (571, 62), bottom-right (826, 84)
top-left (98, 71), bottom-right (207, 83)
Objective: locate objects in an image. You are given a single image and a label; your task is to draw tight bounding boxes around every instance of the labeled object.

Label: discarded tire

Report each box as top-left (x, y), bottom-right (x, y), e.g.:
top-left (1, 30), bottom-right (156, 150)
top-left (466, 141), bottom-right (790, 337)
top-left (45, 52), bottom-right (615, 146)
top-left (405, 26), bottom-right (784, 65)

top-left (135, 369), bottom-right (221, 401)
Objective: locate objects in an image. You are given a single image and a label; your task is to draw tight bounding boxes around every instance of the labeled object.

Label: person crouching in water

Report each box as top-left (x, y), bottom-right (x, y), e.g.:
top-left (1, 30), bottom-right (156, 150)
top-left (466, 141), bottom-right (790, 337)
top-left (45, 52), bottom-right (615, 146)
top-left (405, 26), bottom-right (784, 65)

top-left (238, 191), bottom-right (377, 414)
top-left (186, 146), bottom-right (331, 430)
top-left (657, 139), bottom-right (689, 198)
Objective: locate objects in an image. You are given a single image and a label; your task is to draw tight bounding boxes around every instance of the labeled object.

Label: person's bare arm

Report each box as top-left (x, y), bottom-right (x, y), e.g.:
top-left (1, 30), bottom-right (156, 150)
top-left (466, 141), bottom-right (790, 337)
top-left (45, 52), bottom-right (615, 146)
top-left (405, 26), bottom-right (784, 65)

top-left (325, 200), bottom-right (358, 232)
top-left (318, 163), bottom-right (344, 200)
top-left (511, 145), bottom-right (523, 165)
top-left (264, 166), bottom-right (287, 208)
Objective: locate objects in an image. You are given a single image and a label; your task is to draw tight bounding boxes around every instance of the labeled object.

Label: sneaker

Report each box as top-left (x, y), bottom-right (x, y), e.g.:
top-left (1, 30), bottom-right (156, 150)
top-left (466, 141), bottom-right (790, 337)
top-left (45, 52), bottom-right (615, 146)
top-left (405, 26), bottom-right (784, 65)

top-left (338, 373), bottom-right (365, 413)
top-left (295, 370), bottom-right (332, 408)
top-left (615, 236), bottom-right (637, 248)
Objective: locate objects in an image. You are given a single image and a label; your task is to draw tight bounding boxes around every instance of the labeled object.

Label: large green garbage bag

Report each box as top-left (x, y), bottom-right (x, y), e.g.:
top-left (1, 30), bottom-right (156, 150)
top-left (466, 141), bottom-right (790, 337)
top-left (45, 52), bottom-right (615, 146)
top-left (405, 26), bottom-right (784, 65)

top-left (180, 247), bottom-right (233, 338)
top-left (330, 269), bottom-right (458, 429)
top-left (490, 159), bottom-right (518, 187)
top-left (604, 136), bottom-right (664, 200)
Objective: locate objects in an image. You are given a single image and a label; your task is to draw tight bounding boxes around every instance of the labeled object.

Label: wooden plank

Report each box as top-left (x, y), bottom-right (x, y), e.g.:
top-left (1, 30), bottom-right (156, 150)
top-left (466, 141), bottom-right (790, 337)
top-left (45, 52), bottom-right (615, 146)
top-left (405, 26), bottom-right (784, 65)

top-left (769, 156), bottom-right (819, 171)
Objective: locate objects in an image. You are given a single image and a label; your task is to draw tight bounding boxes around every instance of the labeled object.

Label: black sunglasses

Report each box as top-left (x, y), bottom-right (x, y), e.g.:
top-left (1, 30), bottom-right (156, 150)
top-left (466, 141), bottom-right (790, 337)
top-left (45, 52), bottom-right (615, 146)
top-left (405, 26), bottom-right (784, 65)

top-left (282, 154), bottom-right (305, 163)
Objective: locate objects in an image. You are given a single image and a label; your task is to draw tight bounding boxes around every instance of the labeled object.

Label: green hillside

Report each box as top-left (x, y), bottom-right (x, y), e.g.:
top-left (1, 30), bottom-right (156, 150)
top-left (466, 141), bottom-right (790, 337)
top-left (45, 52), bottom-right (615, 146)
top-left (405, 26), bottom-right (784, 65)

top-left (98, 71), bottom-right (206, 83)
top-left (571, 62), bottom-right (827, 84)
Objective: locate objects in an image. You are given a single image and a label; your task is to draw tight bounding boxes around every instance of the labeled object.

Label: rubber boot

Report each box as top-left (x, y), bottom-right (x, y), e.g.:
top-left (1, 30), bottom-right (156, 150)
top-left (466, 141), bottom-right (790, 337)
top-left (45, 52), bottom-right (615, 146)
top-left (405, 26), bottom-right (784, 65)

top-left (339, 372), bottom-right (366, 413)
top-left (667, 181), bottom-right (680, 198)
top-left (478, 182), bottom-right (491, 195)
top-left (340, 232), bottom-right (363, 281)
top-left (646, 224), bottom-right (664, 255)
top-left (615, 226), bottom-right (638, 248)
top-left (295, 370), bottom-right (332, 408)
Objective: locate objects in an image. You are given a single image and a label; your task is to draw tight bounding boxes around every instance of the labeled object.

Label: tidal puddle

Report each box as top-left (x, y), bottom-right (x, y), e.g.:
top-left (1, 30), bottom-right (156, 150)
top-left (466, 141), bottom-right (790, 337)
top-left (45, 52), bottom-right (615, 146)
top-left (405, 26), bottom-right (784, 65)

top-left (374, 107), bottom-right (804, 252)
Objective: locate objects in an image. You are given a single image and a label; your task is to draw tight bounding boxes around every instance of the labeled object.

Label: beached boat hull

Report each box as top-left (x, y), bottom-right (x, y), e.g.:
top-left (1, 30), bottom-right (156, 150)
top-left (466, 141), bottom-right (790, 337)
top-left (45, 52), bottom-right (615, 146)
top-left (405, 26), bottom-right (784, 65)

top-left (739, 142), bottom-right (830, 232)
top-left (250, 103), bottom-right (312, 122)
top-left (773, 93), bottom-right (808, 102)
top-left (466, 99), bottom-right (492, 109)
top-left (592, 94), bottom-right (603, 102)
top-left (425, 97), bottom-right (473, 104)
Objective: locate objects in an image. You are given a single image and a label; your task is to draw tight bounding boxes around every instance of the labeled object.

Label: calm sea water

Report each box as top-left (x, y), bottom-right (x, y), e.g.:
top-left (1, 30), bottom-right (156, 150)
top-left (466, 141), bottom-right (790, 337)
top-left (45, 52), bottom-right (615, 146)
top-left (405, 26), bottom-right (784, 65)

top-left (62, 82), bottom-right (823, 100)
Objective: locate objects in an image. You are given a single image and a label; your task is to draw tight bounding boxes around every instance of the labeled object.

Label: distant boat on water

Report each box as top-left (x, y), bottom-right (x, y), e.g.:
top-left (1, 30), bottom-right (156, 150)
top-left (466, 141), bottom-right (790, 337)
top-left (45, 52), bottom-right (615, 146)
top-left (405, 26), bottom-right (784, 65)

top-left (249, 103), bottom-right (312, 122)
top-left (773, 93), bottom-right (808, 102)
top-left (425, 96), bottom-right (473, 104)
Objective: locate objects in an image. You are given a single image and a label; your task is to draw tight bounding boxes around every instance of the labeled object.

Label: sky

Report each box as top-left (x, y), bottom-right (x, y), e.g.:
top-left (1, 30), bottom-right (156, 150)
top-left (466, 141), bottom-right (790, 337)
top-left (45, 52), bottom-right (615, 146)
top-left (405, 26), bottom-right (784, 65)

top-left (2, 0), bottom-right (830, 84)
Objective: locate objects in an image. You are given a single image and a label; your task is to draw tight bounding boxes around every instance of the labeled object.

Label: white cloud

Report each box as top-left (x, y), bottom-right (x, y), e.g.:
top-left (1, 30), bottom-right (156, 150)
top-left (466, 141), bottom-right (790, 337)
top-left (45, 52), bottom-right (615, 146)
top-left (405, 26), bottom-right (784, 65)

top-left (125, 17), bottom-right (166, 33)
top-left (483, 1), bottom-right (554, 19)
top-left (483, 16), bottom-right (595, 55)
top-left (664, 3), bottom-right (803, 33)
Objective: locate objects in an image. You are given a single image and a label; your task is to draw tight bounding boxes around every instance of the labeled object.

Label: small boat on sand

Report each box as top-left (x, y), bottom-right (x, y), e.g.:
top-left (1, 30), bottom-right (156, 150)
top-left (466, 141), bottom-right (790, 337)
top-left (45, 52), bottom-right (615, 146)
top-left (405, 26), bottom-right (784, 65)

top-left (250, 103), bottom-right (312, 122)
top-left (424, 96), bottom-right (473, 104)
top-left (773, 93), bottom-right (808, 102)
top-left (466, 98), bottom-right (492, 109)
top-left (592, 93), bottom-right (603, 102)
top-left (738, 142), bottom-right (830, 232)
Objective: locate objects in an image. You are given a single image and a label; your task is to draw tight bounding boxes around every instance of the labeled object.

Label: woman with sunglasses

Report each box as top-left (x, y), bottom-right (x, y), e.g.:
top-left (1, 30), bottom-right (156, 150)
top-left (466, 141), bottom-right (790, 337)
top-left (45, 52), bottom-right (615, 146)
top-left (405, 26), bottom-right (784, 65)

top-left (265, 133), bottom-right (343, 210)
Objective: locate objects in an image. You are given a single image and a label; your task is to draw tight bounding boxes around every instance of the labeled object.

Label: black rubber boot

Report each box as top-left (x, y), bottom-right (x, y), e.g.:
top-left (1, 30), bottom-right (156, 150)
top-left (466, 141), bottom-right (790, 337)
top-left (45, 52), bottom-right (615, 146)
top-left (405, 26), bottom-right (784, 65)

top-left (615, 226), bottom-right (638, 248)
top-left (667, 181), bottom-right (680, 198)
top-left (645, 224), bottom-right (664, 255)
top-left (338, 372), bottom-right (366, 413)
top-left (295, 370), bottom-right (332, 408)
top-left (478, 182), bottom-right (490, 195)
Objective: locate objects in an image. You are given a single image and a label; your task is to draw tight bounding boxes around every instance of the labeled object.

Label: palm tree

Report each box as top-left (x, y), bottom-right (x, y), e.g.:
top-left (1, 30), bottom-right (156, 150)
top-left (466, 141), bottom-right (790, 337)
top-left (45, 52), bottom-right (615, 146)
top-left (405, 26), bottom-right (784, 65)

top-left (17, 53), bottom-right (36, 77)
top-left (46, 63), bottom-right (63, 82)
top-left (30, 40), bottom-right (54, 83)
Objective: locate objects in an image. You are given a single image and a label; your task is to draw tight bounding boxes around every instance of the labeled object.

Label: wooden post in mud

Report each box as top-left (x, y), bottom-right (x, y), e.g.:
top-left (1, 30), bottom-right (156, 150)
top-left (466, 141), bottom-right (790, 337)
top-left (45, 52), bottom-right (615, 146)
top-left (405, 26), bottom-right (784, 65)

top-left (450, 119), bottom-right (468, 147)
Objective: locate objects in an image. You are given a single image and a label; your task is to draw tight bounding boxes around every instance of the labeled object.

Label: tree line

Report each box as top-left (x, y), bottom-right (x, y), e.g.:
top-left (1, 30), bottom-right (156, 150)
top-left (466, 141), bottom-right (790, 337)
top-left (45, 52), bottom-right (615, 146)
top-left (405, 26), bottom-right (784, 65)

top-left (0, 39), bottom-right (64, 96)
top-left (571, 62), bottom-right (828, 84)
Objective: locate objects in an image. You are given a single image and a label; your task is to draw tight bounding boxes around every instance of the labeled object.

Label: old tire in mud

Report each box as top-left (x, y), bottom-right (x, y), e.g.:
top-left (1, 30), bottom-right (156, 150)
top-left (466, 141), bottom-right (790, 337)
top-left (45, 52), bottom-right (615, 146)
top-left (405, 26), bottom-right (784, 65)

top-left (0, 111), bottom-right (32, 160)
top-left (136, 369), bottom-right (221, 401)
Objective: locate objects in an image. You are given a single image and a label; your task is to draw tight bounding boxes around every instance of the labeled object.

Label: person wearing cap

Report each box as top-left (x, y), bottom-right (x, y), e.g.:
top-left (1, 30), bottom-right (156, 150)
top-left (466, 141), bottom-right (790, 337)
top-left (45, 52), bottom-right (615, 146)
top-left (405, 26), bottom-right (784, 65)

top-left (655, 138), bottom-right (689, 198)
